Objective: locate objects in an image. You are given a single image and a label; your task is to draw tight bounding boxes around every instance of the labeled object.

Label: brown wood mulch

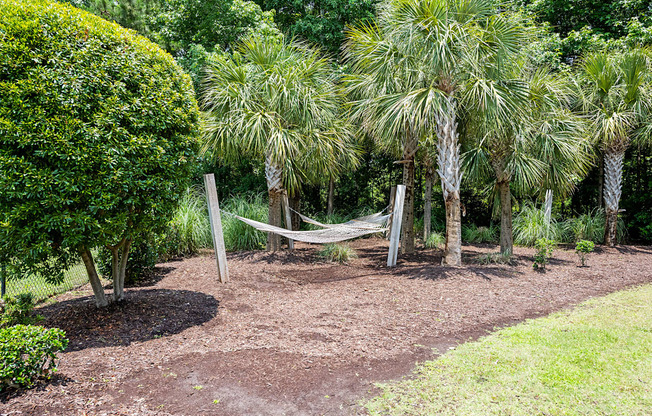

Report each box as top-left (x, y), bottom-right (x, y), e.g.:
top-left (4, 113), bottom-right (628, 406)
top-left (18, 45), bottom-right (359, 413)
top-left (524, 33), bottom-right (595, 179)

top-left (1, 238), bottom-right (651, 416)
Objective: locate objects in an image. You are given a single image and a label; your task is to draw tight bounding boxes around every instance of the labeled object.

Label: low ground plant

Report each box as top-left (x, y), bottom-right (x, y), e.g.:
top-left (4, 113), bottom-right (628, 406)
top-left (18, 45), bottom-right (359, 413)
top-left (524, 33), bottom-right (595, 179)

top-left (318, 244), bottom-right (358, 263)
top-left (0, 325), bottom-right (68, 390)
top-left (364, 284), bottom-right (652, 415)
top-left (533, 238), bottom-right (555, 270)
top-left (424, 232), bottom-right (446, 249)
top-left (575, 240), bottom-right (595, 266)
top-left (462, 224), bottom-right (498, 244)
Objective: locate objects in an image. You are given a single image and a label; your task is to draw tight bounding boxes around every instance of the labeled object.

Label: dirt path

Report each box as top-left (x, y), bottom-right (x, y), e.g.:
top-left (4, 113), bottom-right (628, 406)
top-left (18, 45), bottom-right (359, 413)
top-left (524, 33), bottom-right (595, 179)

top-left (2, 239), bottom-right (651, 415)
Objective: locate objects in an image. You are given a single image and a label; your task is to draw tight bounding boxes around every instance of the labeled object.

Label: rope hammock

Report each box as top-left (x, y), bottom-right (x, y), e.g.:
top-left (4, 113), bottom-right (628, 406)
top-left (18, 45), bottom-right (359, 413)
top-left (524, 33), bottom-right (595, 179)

top-left (223, 210), bottom-right (390, 244)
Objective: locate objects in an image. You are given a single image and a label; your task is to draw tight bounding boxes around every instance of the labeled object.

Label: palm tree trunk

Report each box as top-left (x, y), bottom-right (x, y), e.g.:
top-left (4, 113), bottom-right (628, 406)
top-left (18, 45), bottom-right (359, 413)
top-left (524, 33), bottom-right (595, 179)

top-left (424, 163), bottom-right (435, 241)
top-left (401, 135), bottom-right (418, 254)
top-left (80, 247), bottom-right (108, 307)
top-left (327, 177), bottom-right (335, 216)
top-left (265, 158), bottom-right (284, 251)
top-left (497, 180), bottom-right (513, 256)
top-left (436, 103), bottom-right (462, 266)
top-left (603, 150), bottom-right (624, 246)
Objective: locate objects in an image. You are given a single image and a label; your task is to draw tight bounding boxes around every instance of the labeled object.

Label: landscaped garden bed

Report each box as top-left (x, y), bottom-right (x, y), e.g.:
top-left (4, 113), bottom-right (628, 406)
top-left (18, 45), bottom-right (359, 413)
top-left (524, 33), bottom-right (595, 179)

top-left (2, 238), bottom-right (651, 415)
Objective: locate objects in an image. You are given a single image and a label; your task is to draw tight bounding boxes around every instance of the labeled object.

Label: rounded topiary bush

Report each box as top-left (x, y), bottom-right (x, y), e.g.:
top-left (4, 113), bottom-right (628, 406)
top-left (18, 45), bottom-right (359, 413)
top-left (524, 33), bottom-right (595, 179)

top-left (0, 0), bottom-right (199, 304)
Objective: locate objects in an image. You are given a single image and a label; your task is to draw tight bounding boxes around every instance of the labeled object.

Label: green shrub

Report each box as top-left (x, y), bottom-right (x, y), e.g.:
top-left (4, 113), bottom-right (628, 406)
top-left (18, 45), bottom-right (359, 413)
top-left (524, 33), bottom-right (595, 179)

top-left (0, 0), bottom-right (199, 306)
top-left (514, 204), bottom-right (561, 246)
top-left (318, 243), bottom-right (358, 263)
top-left (0, 293), bottom-right (42, 328)
top-left (0, 325), bottom-right (68, 390)
top-left (425, 232), bottom-right (446, 249)
top-left (222, 194), bottom-right (268, 251)
top-left (462, 224), bottom-right (498, 244)
top-left (533, 238), bottom-right (555, 270)
top-left (575, 240), bottom-right (595, 267)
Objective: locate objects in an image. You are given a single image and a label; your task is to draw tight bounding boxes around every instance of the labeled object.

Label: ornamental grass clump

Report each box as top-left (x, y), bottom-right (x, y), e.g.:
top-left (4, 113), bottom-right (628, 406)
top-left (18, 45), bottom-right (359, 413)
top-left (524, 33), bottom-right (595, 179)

top-left (318, 244), bottom-right (358, 263)
top-left (425, 232), bottom-right (446, 249)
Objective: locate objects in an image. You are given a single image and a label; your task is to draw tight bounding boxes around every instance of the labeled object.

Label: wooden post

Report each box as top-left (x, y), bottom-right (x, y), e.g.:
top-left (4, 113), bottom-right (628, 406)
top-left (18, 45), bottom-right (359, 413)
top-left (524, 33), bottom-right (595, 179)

top-left (204, 174), bottom-right (229, 283)
top-left (386, 186), bottom-right (396, 240)
top-left (387, 185), bottom-right (406, 267)
top-left (281, 192), bottom-right (294, 250)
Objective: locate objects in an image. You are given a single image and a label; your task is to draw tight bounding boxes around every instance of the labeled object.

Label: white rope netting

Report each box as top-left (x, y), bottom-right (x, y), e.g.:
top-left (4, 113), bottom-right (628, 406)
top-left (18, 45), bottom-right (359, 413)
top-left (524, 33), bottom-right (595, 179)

top-left (225, 210), bottom-right (390, 244)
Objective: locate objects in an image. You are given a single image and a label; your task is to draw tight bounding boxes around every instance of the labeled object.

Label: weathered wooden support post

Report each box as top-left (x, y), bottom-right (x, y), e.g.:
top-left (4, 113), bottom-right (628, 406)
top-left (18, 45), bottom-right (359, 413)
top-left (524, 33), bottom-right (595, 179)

top-left (386, 186), bottom-right (396, 240)
top-left (387, 185), bottom-right (406, 267)
top-left (204, 174), bottom-right (229, 283)
top-left (281, 192), bottom-right (294, 250)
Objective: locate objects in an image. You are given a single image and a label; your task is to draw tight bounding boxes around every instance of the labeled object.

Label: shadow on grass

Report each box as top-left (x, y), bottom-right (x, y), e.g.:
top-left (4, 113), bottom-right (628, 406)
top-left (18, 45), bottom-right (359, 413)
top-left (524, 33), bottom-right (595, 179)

top-left (37, 288), bottom-right (219, 352)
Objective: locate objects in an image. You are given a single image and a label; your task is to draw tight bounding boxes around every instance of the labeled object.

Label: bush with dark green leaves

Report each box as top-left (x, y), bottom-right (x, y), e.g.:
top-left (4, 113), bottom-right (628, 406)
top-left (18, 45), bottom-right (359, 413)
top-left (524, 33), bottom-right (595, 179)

top-left (533, 238), bottom-right (556, 270)
top-left (0, 0), bottom-right (199, 307)
top-left (0, 325), bottom-right (68, 390)
top-left (0, 293), bottom-right (42, 329)
top-left (575, 239), bottom-right (595, 267)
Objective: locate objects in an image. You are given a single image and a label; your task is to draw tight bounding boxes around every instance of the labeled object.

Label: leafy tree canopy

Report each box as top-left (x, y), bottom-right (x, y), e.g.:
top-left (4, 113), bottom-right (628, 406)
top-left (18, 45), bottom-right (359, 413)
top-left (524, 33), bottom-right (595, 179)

top-left (0, 0), bottom-right (199, 303)
top-left (254, 0), bottom-right (378, 55)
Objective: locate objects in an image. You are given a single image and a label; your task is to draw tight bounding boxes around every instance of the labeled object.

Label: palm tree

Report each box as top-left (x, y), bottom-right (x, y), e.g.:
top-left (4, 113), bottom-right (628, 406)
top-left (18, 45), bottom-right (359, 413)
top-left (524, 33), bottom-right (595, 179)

top-left (344, 0), bottom-right (525, 265)
top-left (464, 67), bottom-right (591, 255)
top-left (578, 48), bottom-right (652, 246)
top-left (202, 36), bottom-right (353, 250)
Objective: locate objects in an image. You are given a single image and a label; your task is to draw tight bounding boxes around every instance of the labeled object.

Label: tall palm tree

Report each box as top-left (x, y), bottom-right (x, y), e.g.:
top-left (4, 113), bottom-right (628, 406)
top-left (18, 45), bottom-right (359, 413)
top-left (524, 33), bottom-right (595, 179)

top-left (464, 67), bottom-right (591, 255)
top-left (202, 37), bottom-right (353, 250)
top-left (344, 0), bottom-right (525, 265)
top-left (578, 48), bottom-right (652, 246)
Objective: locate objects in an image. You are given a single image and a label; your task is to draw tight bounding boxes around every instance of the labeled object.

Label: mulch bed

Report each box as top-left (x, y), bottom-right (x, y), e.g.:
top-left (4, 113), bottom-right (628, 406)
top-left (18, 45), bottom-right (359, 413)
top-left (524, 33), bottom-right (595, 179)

top-left (2, 238), bottom-right (651, 415)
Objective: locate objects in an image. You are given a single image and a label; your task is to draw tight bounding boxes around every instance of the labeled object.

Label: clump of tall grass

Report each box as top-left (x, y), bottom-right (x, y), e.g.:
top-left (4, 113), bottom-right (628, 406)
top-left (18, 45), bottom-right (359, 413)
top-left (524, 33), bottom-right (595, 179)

top-left (424, 232), bottom-right (446, 249)
top-left (221, 194), bottom-right (268, 251)
top-left (318, 243), bottom-right (358, 263)
top-left (169, 188), bottom-right (212, 257)
top-left (562, 208), bottom-right (626, 244)
top-left (513, 203), bottom-right (561, 246)
top-left (462, 224), bottom-right (498, 244)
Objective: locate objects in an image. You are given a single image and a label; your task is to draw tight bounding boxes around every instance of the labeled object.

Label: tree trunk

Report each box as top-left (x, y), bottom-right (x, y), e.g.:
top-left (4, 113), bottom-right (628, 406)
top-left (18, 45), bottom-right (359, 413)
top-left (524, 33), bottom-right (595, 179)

top-left (289, 192), bottom-right (301, 232)
top-left (327, 177), bottom-right (335, 216)
top-left (603, 150), bottom-right (624, 246)
top-left (114, 239), bottom-right (131, 301)
top-left (266, 158), bottom-right (284, 251)
top-left (80, 248), bottom-right (108, 307)
top-left (436, 101), bottom-right (462, 266)
top-left (497, 180), bottom-right (513, 256)
top-left (401, 135), bottom-right (418, 254)
top-left (598, 156), bottom-right (604, 209)
top-left (424, 164), bottom-right (434, 241)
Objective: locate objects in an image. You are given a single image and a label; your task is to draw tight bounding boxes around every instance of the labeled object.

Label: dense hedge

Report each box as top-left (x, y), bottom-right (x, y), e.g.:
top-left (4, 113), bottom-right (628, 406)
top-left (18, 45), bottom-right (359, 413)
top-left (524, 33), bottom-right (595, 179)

top-left (0, 0), bottom-right (200, 281)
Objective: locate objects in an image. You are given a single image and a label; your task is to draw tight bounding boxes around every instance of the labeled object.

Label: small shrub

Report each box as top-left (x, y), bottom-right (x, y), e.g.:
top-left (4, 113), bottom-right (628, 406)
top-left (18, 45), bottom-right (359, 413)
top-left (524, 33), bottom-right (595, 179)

top-left (0, 325), bottom-right (68, 389)
top-left (475, 252), bottom-right (513, 265)
top-left (318, 244), bottom-right (357, 263)
top-left (533, 238), bottom-right (555, 270)
top-left (575, 240), bottom-right (595, 267)
top-left (425, 232), bottom-right (446, 249)
top-left (0, 293), bottom-right (42, 328)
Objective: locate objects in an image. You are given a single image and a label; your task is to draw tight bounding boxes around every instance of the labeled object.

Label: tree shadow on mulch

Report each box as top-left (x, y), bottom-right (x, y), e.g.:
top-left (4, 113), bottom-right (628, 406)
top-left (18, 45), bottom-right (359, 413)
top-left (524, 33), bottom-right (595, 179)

top-left (37, 289), bottom-right (219, 352)
top-left (0, 374), bottom-right (74, 403)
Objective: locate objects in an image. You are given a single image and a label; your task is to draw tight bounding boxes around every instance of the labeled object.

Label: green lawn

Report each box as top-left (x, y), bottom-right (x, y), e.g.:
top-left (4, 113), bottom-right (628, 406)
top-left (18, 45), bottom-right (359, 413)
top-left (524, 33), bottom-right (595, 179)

top-left (365, 285), bottom-right (652, 415)
top-left (4, 262), bottom-right (89, 303)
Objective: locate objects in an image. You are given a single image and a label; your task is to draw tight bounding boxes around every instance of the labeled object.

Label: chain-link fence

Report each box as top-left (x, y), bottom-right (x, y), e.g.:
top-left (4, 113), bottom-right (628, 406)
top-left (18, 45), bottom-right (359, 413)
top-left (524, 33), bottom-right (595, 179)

top-left (1, 262), bottom-right (89, 303)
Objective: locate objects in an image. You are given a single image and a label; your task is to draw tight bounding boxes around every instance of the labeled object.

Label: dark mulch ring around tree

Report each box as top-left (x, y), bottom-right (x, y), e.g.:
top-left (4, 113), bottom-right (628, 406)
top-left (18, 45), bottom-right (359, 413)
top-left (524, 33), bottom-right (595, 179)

top-left (2, 238), bottom-right (651, 415)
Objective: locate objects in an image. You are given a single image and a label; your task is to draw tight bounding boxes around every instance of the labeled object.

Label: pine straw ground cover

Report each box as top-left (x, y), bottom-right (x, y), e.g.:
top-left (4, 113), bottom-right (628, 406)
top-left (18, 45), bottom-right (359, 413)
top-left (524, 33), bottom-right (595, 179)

top-left (1, 238), bottom-right (651, 415)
